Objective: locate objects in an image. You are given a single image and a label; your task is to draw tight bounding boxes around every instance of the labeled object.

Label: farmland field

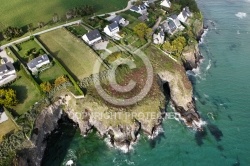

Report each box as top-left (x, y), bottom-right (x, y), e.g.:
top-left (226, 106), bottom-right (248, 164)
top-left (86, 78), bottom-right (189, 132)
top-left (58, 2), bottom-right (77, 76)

top-left (38, 28), bottom-right (104, 80)
top-left (0, 0), bottom-right (128, 29)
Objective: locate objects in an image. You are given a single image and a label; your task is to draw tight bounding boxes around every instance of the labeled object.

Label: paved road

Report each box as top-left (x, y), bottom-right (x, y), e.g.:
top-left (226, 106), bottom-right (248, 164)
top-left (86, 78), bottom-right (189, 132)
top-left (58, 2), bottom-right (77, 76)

top-left (152, 16), bottom-right (163, 31)
top-left (0, 20), bottom-right (82, 49)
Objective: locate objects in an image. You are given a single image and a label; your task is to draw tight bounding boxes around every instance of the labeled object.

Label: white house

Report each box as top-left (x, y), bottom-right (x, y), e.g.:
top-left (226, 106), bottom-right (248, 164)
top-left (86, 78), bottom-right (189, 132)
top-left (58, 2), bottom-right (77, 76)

top-left (130, 4), bottom-right (147, 15)
top-left (153, 31), bottom-right (165, 44)
top-left (82, 29), bottom-right (102, 45)
top-left (160, 0), bottom-right (171, 8)
top-left (177, 7), bottom-right (192, 23)
top-left (169, 14), bottom-right (182, 28)
top-left (104, 22), bottom-right (120, 37)
top-left (0, 62), bottom-right (16, 87)
top-left (27, 54), bottom-right (50, 73)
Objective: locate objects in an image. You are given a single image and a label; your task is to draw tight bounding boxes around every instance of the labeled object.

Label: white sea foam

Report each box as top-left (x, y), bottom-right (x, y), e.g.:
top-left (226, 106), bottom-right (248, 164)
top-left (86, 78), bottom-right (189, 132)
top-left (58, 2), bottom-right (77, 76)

top-left (237, 30), bottom-right (240, 34)
top-left (199, 28), bottom-right (208, 45)
top-left (148, 126), bottom-right (164, 139)
top-left (235, 12), bottom-right (247, 19)
top-left (206, 60), bottom-right (211, 71)
top-left (204, 93), bottom-right (209, 98)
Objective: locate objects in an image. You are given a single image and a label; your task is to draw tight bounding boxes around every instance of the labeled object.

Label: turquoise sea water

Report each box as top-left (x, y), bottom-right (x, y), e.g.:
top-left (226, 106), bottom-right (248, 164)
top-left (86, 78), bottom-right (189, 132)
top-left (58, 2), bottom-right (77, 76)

top-left (42, 0), bottom-right (250, 165)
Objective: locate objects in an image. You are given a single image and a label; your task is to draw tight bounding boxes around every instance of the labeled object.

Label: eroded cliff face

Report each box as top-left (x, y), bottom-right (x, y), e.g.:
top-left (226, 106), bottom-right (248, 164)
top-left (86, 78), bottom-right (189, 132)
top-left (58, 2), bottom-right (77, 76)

top-left (182, 44), bottom-right (202, 70)
top-left (158, 66), bottom-right (203, 130)
top-left (16, 99), bottom-right (67, 166)
top-left (65, 90), bottom-right (165, 152)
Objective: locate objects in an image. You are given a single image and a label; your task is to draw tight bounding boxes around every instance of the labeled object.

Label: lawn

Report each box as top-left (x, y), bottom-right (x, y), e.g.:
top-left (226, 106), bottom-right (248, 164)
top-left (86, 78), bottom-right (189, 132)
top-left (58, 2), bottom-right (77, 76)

top-left (38, 28), bottom-right (104, 81)
top-left (16, 39), bottom-right (44, 63)
top-left (10, 69), bottom-right (42, 115)
top-left (66, 24), bottom-right (88, 37)
top-left (37, 62), bottom-right (67, 84)
top-left (0, 110), bottom-right (19, 142)
top-left (0, 0), bottom-right (128, 28)
top-left (120, 11), bottom-right (141, 30)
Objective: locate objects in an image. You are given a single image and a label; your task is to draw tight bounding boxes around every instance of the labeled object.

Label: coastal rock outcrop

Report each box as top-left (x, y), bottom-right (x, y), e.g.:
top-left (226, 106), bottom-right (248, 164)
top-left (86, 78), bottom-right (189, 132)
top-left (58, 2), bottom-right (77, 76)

top-left (16, 98), bottom-right (67, 166)
top-left (158, 66), bottom-right (203, 130)
top-left (182, 44), bottom-right (202, 70)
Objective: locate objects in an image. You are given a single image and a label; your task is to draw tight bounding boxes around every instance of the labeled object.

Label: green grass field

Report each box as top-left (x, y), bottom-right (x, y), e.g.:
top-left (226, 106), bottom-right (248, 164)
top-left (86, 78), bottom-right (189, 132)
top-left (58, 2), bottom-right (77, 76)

top-left (17, 40), bottom-right (43, 62)
top-left (37, 62), bottom-right (67, 84)
top-left (10, 69), bottom-right (42, 115)
top-left (0, 0), bottom-right (128, 28)
top-left (38, 28), bottom-right (104, 81)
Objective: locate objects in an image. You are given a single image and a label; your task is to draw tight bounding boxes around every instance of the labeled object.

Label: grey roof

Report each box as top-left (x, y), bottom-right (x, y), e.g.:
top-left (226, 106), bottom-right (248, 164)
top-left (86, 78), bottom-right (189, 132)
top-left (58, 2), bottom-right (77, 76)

top-left (138, 15), bottom-right (148, 21)
top-left (160, 31), bottom-right (165, 36)
top-left (140, 4), bottom-right (147, 10)
top-left (182, 9), bottom-right (188, 18)
top-left (131, 6), bottom-right (140, 11)
top-left (168, 20), bottom-right (177, 33)
top-left (108, 22), bottom-right (119, 31)
top-left (170, 14), bottom-right (178, 20)
top-left (0, 62), bottom-right (15, 75)
top-left (86, 29), bottom-right (101, 41)
top-left (27, 54), bottom-right (49, 69)
top-left (111, 15), bottom-right (123, 24)
top-left (185, 7), bottom-right (191, 15)
top-left (161, 22), bottom-right (169, 32)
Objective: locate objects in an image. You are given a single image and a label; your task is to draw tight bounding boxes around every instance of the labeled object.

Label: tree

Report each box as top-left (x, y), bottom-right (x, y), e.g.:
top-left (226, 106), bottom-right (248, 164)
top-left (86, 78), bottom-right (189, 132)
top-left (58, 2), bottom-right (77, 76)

top-left (52, 13), bottom-right (59, 23)
top-left (162, 36), bottom-right (187, 57)
top-left (54, 75), bottom-right (69, 87)
top-left (0, 88), bottom-right (18, 108)
top-left (162, 41), bottom-right (174, 53)
top-left (37, 22), bottom-right (45, 28)
top-left (40, 82), bottom-right (53, 92)
top-left (133, 23), bottom-right (152, 40)
top-left (3, 26), bottom-right (23, 40)
top-left (27, 23), bottom-right (34, 32)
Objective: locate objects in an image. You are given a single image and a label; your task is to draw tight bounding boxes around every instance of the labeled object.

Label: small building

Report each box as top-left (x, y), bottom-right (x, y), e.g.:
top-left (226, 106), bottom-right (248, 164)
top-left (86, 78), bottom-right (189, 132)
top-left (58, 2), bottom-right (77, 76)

top-left (177, 7), bottom-right (192, 23)
top-left (130, 4), bottom-right (148, 15)
top-left (27, 54), bottom-right (50, 73)
top-left (0, 107), bottom-right (9, 124)
top-left (111, 15), bottom-right (127, 26)
top-left (104, 22), bottom-right (120, 37)
top-left (160, 0), bottom-right (171, 8)
top-left (0, 62), bottom-right (16, 87)
top-left (167, 19), bottom-right (177, 34)
top-left (82, 29), bottom-right (102, 45)
top-left (169, 14), bottom-right (182, 28)
top-left (160, 19), bottom-right (177, 35)
top-left (153, 31), bottom-right (165, 44)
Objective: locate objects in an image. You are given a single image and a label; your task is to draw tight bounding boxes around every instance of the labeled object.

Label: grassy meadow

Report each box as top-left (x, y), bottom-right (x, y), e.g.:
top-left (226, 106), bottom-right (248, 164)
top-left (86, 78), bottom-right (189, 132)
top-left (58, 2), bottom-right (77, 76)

top-left (0, 0), bottom-right (128, 29)
top-left (38, 28), bottom-right (104, 81)
top-left (10, 69), bottom-right (42, 115)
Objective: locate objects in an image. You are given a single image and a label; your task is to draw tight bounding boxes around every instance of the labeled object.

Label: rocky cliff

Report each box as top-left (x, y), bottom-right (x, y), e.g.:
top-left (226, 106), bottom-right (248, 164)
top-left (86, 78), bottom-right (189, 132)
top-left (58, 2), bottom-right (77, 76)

top-left (182, 43), bottom-right (203, 70)
top-left (16, 98), bottom-right (66, 166)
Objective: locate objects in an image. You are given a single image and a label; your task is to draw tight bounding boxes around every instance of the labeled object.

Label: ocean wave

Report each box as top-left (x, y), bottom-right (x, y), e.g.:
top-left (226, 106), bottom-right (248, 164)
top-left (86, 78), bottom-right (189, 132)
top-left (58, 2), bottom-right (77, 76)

top-left (206, 60), bottom-right (211, 71)
top-left (204, 93), bottom-right (209, 98)
top-left (235, 12), bottom-right (247, 19)
top-left (199, 28), bottom-right (209, 45)
top-left (148, 126), bottom-right (164, 139)
top-left (63, 149), bottom-right (77, 166)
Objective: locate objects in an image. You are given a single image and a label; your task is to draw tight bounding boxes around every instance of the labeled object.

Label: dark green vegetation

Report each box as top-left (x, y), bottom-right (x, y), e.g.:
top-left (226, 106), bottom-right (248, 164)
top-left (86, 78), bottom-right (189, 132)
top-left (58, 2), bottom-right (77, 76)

top-left (0, 0), bottom-right (128, 28)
